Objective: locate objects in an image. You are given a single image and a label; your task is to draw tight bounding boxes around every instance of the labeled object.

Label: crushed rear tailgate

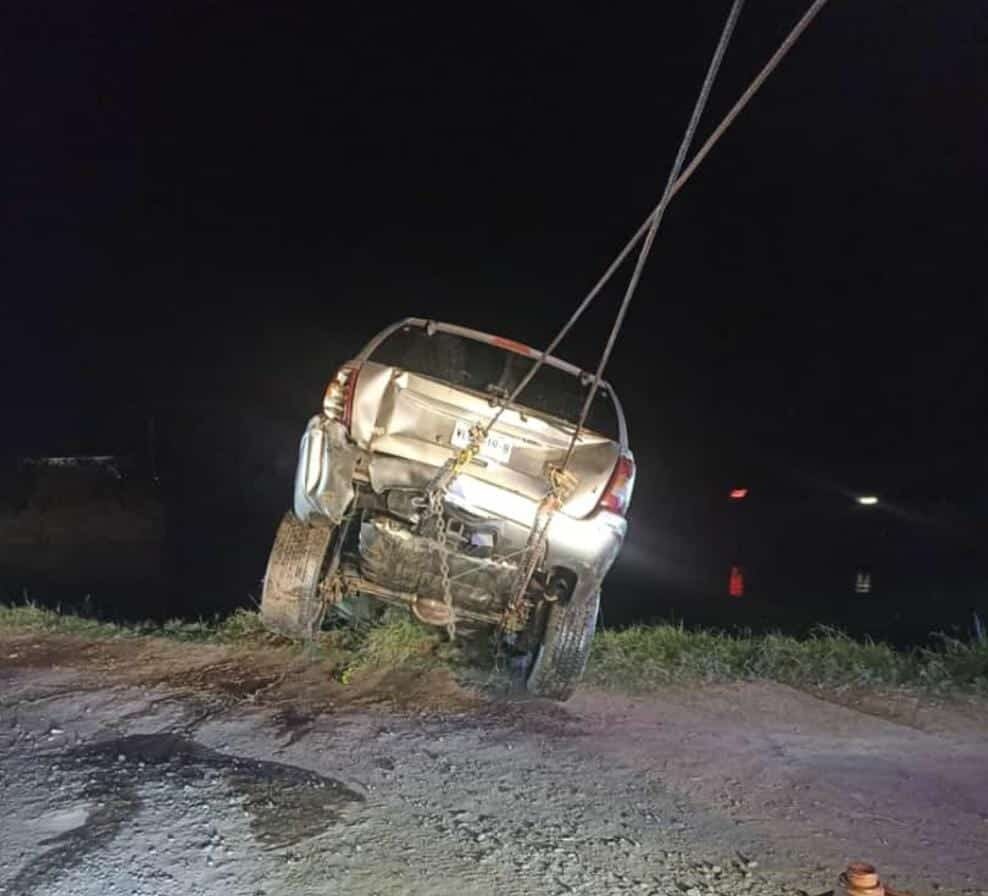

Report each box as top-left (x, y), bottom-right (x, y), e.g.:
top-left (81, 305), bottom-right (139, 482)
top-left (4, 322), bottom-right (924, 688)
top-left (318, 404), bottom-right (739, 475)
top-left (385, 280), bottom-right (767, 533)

top-left (350, 361), bottom-right (618, 519)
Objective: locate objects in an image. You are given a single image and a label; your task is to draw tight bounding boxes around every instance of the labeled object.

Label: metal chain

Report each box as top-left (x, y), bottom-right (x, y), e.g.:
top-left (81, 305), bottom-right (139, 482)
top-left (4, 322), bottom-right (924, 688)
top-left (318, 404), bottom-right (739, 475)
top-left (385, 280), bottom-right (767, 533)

top-left (423, 424), bottom-right (580, 641)
top-left (499, 504), bottom-right (550, 634)
top-left (422, 422), bottom-right (489, 639)
top-left (426, 483), bottom-right (456, 638)
top-left (499, 465), bottom-right (577, 635)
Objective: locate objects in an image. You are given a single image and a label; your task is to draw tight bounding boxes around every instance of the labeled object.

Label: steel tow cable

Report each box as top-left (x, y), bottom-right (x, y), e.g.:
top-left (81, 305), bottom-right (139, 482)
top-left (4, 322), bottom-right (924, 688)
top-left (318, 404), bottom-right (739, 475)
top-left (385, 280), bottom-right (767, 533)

top-left (494, 0), bottom-right (834, 635)
top-left (563, 0), bottom-right (835, 466)
top-left (424, 0), bottom-right (833, 638)
top-left (480, 0), bottom-right (833, 450)
top-left (560, 0), bottom-right (746, 468)
top-left (497, 0), bottom-right (748, 637)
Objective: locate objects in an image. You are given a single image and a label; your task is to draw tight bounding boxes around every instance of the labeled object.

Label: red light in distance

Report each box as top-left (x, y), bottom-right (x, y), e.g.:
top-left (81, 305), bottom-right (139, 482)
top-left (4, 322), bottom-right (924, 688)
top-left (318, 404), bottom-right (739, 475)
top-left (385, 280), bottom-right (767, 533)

top-left (729, 488), bottom-right (748, 500)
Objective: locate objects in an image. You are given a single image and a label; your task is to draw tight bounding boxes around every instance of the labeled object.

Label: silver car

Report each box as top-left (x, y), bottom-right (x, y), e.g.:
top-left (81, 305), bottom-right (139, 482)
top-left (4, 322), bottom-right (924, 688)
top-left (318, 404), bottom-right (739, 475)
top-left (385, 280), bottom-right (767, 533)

top-left (261, 318), bottom-right (635, 699)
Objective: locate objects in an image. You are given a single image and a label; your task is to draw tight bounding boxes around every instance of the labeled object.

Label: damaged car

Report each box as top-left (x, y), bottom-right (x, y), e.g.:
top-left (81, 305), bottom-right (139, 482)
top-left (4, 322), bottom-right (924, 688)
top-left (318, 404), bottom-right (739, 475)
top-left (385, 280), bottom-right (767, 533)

top-left (260, 318), bottom-right (634, 699)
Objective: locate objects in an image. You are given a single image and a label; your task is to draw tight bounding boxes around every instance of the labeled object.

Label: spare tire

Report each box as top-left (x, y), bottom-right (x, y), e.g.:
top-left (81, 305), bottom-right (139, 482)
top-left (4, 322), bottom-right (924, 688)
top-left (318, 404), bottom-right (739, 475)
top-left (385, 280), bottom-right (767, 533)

top-left (260, 513), bottom-right (335, 639)
top-left (526, 586), bottom-right (600, 701)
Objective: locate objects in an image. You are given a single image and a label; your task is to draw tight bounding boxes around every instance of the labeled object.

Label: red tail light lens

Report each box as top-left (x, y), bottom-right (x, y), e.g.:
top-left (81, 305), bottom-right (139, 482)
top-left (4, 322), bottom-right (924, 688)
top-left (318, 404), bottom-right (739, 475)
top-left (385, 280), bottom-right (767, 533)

top-left (323, 363), bottom-right (361, 428)
top-left (599, 452), bottom-right (636, 516)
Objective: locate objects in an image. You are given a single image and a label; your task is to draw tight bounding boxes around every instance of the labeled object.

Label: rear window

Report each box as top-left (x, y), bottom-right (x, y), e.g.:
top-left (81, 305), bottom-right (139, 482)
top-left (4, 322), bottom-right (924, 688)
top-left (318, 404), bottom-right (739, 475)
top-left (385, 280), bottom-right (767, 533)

top-left (368, 324), bottom-right (620, 439)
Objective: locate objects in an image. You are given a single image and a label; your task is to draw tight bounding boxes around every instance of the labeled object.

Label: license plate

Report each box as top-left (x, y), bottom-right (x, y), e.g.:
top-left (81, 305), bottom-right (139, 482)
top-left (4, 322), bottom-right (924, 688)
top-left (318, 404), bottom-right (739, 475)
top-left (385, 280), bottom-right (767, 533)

top-left (451, 419), bottom-right (512, 465)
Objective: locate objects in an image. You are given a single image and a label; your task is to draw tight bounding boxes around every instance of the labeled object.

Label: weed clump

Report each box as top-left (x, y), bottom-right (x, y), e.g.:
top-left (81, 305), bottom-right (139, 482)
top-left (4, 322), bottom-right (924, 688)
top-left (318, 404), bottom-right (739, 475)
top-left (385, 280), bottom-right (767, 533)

top-left (586, 621), bottom-right (988, 694)
top-left (335, 611), bottom-right (445, 683)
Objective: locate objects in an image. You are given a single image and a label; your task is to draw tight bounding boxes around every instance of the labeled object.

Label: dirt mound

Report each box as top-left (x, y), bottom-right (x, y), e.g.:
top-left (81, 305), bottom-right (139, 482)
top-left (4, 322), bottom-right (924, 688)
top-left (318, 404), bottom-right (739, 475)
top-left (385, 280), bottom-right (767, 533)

top-left (0, 629), bottom-right (480, 714)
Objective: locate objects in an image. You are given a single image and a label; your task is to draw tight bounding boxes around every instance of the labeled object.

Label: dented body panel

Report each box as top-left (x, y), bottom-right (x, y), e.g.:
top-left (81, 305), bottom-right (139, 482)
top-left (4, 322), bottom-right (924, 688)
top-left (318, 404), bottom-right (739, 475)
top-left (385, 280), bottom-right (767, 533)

top-left (289, 318), bottom-right (633, 635)
top-left (293, 417), bottom-right (357, 524)
top-left (350, 363), bottom-right (618, 519)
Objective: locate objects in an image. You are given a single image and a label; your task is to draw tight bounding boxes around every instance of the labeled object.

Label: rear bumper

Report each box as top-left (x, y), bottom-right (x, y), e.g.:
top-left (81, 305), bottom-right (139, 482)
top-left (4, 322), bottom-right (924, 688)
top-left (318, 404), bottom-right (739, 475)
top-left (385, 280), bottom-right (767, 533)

top-left (544, 507), bottom-right (626, 596)
top-left (440, 470), bottom-right (627, 594)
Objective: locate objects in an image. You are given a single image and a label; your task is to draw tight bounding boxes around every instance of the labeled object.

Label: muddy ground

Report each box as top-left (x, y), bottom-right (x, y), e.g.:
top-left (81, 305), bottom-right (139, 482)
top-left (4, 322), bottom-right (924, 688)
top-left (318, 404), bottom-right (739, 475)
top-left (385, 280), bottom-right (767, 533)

top-left (1, 632), bottom-right (986, 896)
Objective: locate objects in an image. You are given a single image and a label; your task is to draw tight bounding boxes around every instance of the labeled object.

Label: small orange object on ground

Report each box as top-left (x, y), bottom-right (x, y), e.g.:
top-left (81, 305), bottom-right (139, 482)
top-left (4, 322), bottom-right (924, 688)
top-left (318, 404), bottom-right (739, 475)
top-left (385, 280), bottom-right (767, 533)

top-left (838, 862), bottom-right (913, 896)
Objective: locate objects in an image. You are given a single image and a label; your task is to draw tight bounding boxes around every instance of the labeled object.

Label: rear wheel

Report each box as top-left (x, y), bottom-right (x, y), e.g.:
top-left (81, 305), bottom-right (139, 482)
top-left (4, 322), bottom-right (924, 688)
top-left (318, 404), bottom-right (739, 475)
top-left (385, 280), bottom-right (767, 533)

top-left (260, 513), bottom-right (335, 639)
top-left (526, 587), bottom-right (600, 701)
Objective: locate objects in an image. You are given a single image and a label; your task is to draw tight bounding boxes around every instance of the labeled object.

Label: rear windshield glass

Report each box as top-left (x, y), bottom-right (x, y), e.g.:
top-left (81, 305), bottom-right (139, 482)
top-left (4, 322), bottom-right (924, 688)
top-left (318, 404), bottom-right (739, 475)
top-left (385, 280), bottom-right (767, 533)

top-left (368, 324), bottom-right (620, 439)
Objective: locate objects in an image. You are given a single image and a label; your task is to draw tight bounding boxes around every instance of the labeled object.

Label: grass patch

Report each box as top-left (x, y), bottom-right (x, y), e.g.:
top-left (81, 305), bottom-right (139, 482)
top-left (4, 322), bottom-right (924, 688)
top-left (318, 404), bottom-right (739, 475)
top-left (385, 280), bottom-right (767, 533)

top-left (0, 602), bottom-right (449, 685)
top-left (3, 602), bottom-right (986, 696)
top-left (335, 610), bottom-right (447, 683)
top-left (0, 603), bottom-right (138, 639)
top-left (158, 609), bottom-right (284, 645)
top-left (586, 621), bottom-right (988, 694)
top-left (0, 603), bottom-right (283, 646)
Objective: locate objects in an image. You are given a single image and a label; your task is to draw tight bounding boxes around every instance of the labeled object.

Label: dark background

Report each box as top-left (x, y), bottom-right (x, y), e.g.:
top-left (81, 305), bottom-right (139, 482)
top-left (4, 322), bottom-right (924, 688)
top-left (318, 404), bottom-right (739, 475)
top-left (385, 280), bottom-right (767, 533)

top-left (4, 3), bottom-right (986, 641)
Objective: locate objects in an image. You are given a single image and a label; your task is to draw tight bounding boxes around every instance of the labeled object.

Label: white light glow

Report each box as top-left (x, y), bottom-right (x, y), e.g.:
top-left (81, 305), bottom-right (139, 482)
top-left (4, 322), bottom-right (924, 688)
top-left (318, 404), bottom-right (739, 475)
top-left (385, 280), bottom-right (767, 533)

top-left (856, 495), bottom-right (879, 506)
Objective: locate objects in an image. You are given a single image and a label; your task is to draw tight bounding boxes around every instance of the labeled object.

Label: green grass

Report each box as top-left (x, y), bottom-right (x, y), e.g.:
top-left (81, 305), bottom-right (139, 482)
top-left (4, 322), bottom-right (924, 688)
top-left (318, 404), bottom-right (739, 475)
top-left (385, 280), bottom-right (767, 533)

top-left (586, 621), bottom-right (988, 694)
top-left (160, 609), bottom-right (282, 644)
top-left (0, 603), bottom-right (138, 638)
top-left (3, 602), bottom-right (987, 695)
top-left (335, 610), bottom-right (447, 683)
top-left (0, 602), bottom-right (447, 684)
top-left (0, 603), bottom-right (278, 645)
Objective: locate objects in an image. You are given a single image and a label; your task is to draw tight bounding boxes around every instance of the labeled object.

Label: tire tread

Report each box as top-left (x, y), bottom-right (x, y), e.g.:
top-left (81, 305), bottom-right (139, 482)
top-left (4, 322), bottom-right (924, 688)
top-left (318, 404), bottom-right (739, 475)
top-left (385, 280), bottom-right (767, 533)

top-left (260, 513), bottom-right (334, 639)
top-left (526, 588), bottom-right (599, 701)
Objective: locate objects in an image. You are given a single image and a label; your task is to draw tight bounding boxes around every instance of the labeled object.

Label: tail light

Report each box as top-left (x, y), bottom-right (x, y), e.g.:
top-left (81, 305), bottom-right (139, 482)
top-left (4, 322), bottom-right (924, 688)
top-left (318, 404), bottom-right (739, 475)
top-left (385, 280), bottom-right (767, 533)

top-left (599, 452), bottom-right (636, 516)
top-left (323, 363), bottom-right (361, 428)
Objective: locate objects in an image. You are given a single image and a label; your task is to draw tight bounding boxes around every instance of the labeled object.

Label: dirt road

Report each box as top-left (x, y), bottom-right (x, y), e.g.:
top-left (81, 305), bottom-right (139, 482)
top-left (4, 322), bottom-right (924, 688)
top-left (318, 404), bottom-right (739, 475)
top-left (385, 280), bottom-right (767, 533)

top-left (1, 632), bottom-right (986, 895)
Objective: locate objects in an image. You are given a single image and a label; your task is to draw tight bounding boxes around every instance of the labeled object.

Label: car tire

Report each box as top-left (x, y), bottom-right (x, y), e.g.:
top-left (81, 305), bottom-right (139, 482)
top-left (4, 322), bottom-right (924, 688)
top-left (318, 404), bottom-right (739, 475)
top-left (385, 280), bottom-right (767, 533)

top-left (526, 586), bottom-right (600, 701)
top-left (260, 512), bottom-right (335, 639)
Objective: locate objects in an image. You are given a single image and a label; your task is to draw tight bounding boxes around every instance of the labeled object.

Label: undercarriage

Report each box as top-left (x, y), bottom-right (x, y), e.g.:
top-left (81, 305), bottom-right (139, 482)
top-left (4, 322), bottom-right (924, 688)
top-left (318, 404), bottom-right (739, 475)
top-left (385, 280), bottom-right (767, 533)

top-left (336, 483), bottom-right (562, 634)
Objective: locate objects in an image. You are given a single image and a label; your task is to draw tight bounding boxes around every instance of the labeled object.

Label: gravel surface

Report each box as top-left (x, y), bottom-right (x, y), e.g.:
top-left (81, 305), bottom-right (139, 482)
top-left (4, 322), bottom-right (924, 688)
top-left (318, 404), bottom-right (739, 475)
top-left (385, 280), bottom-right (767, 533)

top-left (1, 642), bottom-right (987, 895)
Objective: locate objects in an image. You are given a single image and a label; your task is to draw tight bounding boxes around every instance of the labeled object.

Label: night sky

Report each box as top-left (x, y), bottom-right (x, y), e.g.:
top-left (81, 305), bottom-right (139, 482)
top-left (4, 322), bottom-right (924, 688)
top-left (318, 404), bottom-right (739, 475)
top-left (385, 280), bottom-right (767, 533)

top-left (5, 4), bottom-right (986, 633)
